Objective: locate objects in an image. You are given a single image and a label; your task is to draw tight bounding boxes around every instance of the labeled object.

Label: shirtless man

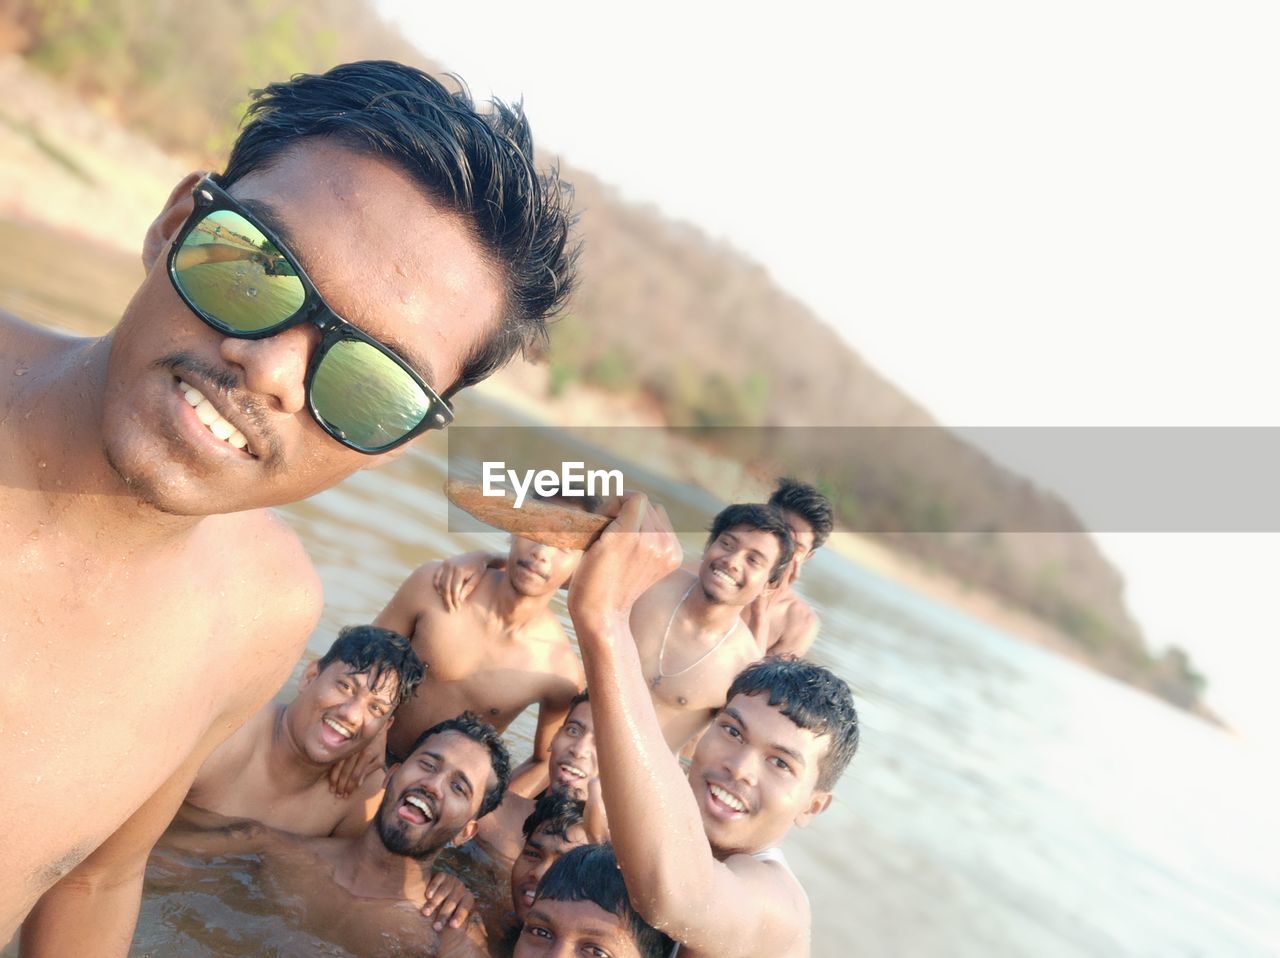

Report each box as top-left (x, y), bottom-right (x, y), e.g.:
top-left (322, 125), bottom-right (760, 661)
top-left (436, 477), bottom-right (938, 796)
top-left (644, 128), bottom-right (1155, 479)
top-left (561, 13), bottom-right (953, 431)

top-left (2, 60), bottom-right (576, 953)
top-left (474, 690), bottom-right (596, 867)
top-left (630, 502), bottom-right (793, 751)
top-left (375, 536), bottom-right (585, 770)
top-left (161, 714), bottom-right (511, 957)
top-left (514, 844), bottom-right (674, 958)
top-left (185, 624), bottom-right (423, 837)
top-left (742, 478), bottom-right (834, 657)
top-left (566, 495), bottom-right (861, 957)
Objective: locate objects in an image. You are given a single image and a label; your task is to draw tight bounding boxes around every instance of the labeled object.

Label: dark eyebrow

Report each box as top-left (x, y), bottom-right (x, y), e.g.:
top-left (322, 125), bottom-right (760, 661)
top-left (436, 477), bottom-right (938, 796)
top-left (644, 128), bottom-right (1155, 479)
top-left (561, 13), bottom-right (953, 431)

top-left (723, 706), bottom-right (747, 729)
top-left (525, 837), bottom-right (545, 852)
top-left (452, 767), bottom-right (474, 797)
top-left (238, 198), bottom-right (441, 390)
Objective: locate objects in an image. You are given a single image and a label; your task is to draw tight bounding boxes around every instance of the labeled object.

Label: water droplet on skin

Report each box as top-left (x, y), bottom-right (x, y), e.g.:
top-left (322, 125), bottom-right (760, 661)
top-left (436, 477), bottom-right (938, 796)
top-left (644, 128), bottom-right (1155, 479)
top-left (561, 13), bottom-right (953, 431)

top-left (37, 459), bottom-right (46, 468)
top-left (14, 364), bottom-right (28, 376)
top-left (246, 287), bottom-right (259, 298)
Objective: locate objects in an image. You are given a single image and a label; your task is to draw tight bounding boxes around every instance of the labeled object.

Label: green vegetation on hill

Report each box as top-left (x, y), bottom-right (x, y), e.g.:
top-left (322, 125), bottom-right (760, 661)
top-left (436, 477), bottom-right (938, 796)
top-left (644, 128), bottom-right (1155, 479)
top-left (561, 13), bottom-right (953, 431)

top-left (2, 0), bottom-right (1211, 718)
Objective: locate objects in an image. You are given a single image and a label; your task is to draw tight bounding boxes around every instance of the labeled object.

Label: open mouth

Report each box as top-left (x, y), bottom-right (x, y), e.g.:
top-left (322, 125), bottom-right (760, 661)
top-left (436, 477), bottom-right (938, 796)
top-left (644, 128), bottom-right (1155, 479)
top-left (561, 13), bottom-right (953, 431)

top-left (320, 716), bottom-right (354, 747)
top-left (178, 380), bottom-right (253, 456)
top-left (706, 781), bottom-right (749, 816)
top-left (515, 560), bottom-right (548, 581)
top-left (710, 566), bottom-right (741, 589)
top-left (397, 790), bottom-right (436, 826)
top-left (554, 762), bottom-right (588, 785)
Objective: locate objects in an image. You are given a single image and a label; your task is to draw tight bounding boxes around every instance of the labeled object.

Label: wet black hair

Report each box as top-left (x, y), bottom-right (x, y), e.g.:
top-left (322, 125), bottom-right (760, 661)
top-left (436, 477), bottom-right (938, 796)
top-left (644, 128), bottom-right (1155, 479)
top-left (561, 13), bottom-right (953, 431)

top-left (221, 60), bottom-right (579, 398)
top-left (565, 687), bottom-right (590, 714)
top-left (533, 844), bottom-right (674, 958)
top-left (408, 711), bottom-right (511, 818)
top-left (706, 503), bottom-right (795, 584)
top-left (768, 478), bottom-right (835, 552)
top-left (314, 624), bottom-right (424, 709)
top-left (725, 657), bottom-right (859, 791)
top-left (521, 791), bottom-right (586, 842)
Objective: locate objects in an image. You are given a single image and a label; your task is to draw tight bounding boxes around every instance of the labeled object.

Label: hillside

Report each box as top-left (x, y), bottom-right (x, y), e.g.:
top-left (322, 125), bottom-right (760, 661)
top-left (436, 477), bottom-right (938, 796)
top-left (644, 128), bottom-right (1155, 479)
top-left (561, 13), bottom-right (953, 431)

top-left (0, 0), bottom-right (1208, 716)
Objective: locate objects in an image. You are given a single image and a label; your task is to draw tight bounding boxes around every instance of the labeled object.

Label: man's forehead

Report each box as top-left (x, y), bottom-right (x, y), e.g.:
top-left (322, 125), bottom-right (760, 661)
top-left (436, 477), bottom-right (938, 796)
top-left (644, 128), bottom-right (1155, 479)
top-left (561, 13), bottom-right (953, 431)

top-left (321, 661), bottom-right (397, 696)
top-left (227, 140), bottom-right (503, 392)
top-left (414, 731), bottom-right (493, 780)
top-left (725, 692), bottom-right (829, 761)
top-left (780, 509), bottom-right (815, 543)
top-left (533, 821), bottom-right (587, 849)
top-left (719, 524), bottom-right (782, 558)
top-left (566, 701), bottom-right (593, 728)
top-left (529, 898), bottom-right (629, 940)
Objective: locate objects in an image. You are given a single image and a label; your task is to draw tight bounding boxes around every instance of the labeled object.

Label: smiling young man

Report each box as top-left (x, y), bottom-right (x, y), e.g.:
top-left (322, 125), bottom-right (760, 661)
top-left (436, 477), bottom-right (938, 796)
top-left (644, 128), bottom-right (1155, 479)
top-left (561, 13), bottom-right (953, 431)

top-left (374, 536), bottom-right (585, 771)
top-left (566, 495), bottom-right (860, 957)
top-left (2, 61), bottom-right (576, 954)
top-left (182, 625), bottom-right (423, 838)
top-left (741, 478), bottom-right (835, 658)
top-left (628, 503), bottom-right (793, 751)
top-left (161, 713), bottom-right (510, 958)
top-left (473, 690), bottom-right (597, 868)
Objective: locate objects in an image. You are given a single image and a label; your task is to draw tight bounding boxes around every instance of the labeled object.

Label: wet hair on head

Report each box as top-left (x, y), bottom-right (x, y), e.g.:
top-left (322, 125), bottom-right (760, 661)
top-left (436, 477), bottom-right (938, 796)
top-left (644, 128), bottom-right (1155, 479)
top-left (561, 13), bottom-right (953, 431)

top-left (565, 687), bottom-right (590, 715)
top-left (220, 60), bottom-right (579, 398)
top-left (314, 625), bottom-right (424, 709)
top-left (409, 711), bottom-right (511, 817)
top-left (533, 844), bottom-right (674, 958)
top-left (768, 478), bottom-right (834, 552)
top-left (706, 503), bottom-right (795, 584)
top-left (521, 791), bottom-right (586, 842)
top-left (725, 657), bottom-right (859, 791)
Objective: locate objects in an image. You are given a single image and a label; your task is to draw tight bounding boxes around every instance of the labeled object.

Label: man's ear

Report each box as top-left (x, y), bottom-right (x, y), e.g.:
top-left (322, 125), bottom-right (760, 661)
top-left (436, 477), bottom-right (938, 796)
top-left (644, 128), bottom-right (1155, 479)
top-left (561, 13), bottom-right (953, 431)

top-left (794, 789), bottom-right (833, 828)
top-left (143, 171), bottom-right (206, 272)
top-left (298, 660), bottom-right (321, 692)
top-left (448, 818), bottom-right (480, 848)
top-left (384, 762), bottom-right (401, 787)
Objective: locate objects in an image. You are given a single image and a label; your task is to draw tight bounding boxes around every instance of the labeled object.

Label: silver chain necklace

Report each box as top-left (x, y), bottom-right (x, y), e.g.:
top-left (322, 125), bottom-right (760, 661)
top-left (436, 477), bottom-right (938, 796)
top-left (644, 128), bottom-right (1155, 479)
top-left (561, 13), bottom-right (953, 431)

top-left (650, 583), bottom-right (739, 690)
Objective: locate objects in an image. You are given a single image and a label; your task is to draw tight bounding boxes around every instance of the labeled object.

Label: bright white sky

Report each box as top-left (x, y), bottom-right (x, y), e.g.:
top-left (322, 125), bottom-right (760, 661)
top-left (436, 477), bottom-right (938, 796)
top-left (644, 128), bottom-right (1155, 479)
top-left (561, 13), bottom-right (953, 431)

top-left (379, 0), bottom-right (1280, 747)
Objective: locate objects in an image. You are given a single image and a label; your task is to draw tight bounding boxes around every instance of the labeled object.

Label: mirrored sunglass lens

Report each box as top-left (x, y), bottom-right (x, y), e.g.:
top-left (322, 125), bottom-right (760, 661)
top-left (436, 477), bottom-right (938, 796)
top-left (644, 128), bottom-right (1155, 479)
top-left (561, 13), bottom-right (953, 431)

top-left (172, 209), bottom-right (304, 332)
top-left (311, 340), bottom-right (432, 450)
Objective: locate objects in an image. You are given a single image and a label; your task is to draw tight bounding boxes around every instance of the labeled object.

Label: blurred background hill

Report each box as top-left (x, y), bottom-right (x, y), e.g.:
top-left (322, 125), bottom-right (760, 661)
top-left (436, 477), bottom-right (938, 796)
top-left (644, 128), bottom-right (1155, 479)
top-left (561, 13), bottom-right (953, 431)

top-left (0, 0), bottom-right (1209, 716)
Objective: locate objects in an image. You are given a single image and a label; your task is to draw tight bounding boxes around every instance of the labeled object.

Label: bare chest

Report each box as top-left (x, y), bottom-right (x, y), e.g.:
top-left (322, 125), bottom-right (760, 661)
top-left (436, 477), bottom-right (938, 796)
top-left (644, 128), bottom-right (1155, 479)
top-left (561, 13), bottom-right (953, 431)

top-left (0, 527), bottom-right (248, 909)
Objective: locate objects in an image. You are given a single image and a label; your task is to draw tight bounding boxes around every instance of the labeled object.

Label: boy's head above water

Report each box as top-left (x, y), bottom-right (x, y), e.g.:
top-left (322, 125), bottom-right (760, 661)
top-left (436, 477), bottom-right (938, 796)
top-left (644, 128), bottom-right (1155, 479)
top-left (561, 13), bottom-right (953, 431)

top-left (690, 656), bottom-right (859, 854)
top-left (516, 844), bottom-right (673, 958)
top-left (288, 624), bottom-right (424, 765)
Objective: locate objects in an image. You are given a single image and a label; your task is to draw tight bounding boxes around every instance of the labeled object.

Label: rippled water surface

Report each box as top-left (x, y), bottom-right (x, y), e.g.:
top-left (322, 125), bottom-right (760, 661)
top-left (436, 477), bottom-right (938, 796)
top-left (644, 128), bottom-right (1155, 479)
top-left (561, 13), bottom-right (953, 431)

top-left (4, 219), bottom-right (1278, 956)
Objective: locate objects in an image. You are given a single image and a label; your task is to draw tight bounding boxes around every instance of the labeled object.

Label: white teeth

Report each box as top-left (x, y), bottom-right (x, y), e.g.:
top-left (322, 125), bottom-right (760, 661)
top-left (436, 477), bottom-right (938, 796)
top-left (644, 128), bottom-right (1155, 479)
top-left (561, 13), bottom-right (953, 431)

top-left (406, 795), bottom-right (434, 820)
top-left (179, 382), bottom-right (250, 454)
top-left (323, 718), bottom-right (353, 739)
top-left (713, 569), bottom-right (738, 586)
top-left (709, 783), bottom-right (746, 812)
top-left (560, 764), bottom-right (587, 779)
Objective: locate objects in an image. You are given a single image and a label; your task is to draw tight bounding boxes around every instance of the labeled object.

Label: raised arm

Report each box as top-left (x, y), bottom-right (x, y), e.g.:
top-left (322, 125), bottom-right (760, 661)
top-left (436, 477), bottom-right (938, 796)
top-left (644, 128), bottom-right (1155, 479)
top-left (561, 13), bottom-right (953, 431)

top-left (567, 495), bottom-right (805, 956)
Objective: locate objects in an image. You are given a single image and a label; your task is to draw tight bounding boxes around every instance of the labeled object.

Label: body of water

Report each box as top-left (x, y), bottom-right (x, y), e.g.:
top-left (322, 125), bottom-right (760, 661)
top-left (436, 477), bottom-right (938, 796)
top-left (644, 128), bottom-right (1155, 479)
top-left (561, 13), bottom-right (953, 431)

top-left (3, 218), bottom-right (1277, 956)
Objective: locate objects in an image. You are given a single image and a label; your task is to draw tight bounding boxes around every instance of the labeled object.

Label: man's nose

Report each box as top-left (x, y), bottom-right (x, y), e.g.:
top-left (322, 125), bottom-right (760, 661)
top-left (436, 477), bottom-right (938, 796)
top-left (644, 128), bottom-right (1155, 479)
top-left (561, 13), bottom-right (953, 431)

top-left (723, 746), bottom-right (758, 787)
top-left (219, 324), bottom-right (317, 415)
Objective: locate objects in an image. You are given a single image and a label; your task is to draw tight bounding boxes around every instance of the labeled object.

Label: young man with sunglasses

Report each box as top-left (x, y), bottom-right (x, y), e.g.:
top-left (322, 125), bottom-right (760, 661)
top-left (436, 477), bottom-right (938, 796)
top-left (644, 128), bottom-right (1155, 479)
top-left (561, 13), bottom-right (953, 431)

top-left (1, 61), bottom-right (576, 954)
top-left (566, 495), bottom-right (860, 957)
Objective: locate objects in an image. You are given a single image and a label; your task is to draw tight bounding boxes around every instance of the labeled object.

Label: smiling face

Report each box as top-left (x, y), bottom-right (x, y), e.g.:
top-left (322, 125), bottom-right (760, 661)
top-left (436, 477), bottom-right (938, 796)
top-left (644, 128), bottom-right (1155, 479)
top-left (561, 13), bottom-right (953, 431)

top-left (777, 508), bottom-right (816, 572)
top-left (100, 140), bottom-right (503, 516)
top-left (546, 701), bottom-right (595, 799)
top-left (515, 897), bottom-right (645, 958)
top-left (285, 660), bottom-right (399, 765)
top-left (509, 821), bottom-right (589, 922)
top-left (697, 524), bottom-right (783, 607)
top-left (507, 536), bottom-right (583, 598)
top-left (690, 692), bottom-right (833, 857)
top-left (376, 730), bottom-right (496, 859)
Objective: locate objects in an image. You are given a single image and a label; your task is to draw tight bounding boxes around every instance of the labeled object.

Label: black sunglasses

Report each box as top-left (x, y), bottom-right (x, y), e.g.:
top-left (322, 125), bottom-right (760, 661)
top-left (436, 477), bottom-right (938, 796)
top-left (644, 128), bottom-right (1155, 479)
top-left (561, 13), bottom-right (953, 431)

top-left (167, 175), bottom-right (453, 454)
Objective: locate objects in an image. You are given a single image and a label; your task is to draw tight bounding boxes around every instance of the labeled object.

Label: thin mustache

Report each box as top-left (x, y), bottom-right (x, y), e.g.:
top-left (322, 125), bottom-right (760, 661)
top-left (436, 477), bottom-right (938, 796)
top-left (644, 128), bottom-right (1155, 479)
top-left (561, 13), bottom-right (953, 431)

top-left (156, 353), bottom-right (284, 465)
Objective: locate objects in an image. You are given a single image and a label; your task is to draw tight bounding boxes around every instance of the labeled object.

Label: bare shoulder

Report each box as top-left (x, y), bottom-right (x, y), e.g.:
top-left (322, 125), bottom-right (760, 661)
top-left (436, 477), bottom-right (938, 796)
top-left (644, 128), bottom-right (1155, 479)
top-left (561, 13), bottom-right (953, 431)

top-left (772, 598), bottom-right (819, 658)
top-left (632, 568), bottom-right (694, 619)
top-left (0, 315), bottom-right (85, 409)
top-left (723, 850), bottom-right (811, 941)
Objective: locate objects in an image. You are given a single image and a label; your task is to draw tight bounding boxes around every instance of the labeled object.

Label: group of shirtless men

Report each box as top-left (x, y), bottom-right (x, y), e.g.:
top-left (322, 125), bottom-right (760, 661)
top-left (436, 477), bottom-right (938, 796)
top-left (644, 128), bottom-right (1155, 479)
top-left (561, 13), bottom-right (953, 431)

top-left (0, 61), bottom-right (859, 957)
